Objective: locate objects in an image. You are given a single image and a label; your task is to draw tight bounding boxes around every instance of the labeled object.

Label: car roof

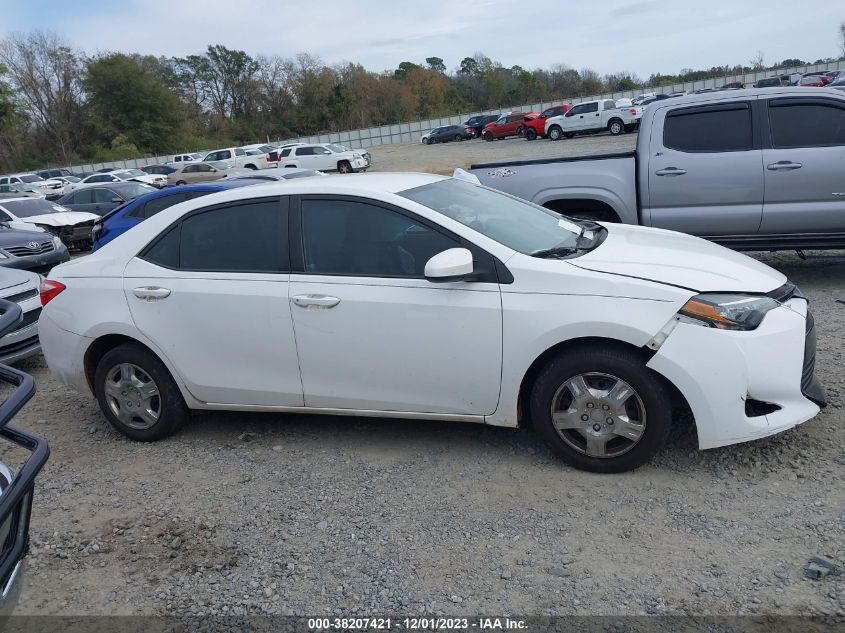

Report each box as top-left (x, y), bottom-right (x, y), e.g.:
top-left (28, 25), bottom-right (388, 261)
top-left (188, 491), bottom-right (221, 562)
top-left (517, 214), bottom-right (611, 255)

top-left (645, 85), bottom-right (844, 106)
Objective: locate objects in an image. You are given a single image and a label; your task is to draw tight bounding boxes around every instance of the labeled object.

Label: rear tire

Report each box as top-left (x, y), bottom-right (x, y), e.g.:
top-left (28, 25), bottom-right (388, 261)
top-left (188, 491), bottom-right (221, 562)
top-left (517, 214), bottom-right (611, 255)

top-left (525, 128), bottom-right (537, 141)
top-left (176, 180), bottom-right (186, 186)
top-left (529, 344), bottom-right (672, 473)
top-left (548, 126), bottom-right (563, 141)
top-left (454, 134), bottom-right (462, 142)
top-left (244, 164), bottom-right (258, 170)
top-left (608, 119), bottom-right (624, 136)
top-left (95, 343), bottom-right (189, 442)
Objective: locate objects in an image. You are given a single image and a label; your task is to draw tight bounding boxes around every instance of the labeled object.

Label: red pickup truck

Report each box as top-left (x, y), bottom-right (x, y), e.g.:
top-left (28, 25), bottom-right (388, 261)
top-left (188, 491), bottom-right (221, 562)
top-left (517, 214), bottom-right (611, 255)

top-left (522, 103), bottom-right (572, 140)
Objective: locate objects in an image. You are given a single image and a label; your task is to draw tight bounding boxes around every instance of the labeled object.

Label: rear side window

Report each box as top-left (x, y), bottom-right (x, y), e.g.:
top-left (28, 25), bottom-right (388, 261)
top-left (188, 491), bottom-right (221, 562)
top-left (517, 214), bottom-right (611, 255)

top-left (133, 193), bottom-right (188, 219)
top-left (603, 100), bottom-right (616, 110)
top-left (663, 104), bottom-right (753, 152)
top-left (144, 199), bottom-right (287, 272)
top-left (768, 100), bottom-right (845, 148)
top-left (583, 102), bottom-right (599, 113)
top-left (280, 149), bottom-right (292, 157)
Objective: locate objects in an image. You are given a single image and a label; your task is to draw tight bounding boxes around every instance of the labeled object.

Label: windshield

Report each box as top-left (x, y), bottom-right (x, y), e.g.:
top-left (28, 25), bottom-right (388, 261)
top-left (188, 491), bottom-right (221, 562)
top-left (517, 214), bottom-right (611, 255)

top-left (1, 199), bottom-right (71, 217)
top-left (19, 175), bottom-right (44, 183)
top-left (116, 169), bottom-right (145, 177)
top-left (327, 144), bottom-right (348, 153)
top-left (400, 178), bottom-right (582, 254)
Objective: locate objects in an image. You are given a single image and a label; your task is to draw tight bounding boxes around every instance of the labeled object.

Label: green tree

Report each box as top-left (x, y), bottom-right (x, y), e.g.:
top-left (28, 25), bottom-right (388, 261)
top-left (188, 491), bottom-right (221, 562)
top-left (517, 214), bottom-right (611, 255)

top-left (458, 56), bottom-right (480, 76)
top-left (393, 61), bottom-right (420, 80)
top-left (84, 53), bottom-right (183, 153)
top-left (425, 57), bottom-right (446, 73)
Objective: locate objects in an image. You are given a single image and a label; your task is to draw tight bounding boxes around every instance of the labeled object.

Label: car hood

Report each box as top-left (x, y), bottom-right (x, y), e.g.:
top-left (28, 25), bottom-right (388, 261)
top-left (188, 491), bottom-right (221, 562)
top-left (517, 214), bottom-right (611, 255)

top-left (0, 266), bottom-right (38, 290)
top-left (0, 226), bottom-right (53, 246)
top-left (21, 212), bottom-right (98, 227)
top-left (572, 223), bottom-right (785, 293)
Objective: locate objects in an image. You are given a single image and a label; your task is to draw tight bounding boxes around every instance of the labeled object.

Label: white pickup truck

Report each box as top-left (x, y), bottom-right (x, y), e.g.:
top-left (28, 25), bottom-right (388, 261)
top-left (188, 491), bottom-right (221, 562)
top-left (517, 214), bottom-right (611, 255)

top-left (544, 99), bottom-right (643, 140)
top-left (201, 147), bottom-right (274, 170)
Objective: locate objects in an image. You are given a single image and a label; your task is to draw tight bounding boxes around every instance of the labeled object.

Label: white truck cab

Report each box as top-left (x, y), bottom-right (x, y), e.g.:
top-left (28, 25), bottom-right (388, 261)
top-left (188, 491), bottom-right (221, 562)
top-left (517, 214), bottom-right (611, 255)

top-left (545, 100), bottom-right (642, 140)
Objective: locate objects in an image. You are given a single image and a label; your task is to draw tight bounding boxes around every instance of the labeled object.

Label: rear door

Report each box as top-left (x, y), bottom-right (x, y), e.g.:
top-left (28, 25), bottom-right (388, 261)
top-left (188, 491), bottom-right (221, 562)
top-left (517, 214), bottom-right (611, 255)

top-left (760, 96), bottom-right (845, 236)
top-left (123, 196), bottom-right (302, 406)
top-left (63, 188), bottom-right (96, 214)
top-left (645, 101), bottom-right (764, 236)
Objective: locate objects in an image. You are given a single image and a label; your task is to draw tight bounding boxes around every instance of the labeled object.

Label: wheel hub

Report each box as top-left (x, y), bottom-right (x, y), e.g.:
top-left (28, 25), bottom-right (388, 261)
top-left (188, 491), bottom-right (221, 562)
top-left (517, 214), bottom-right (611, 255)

top-left (550, 372), bottom-right (646, 458)
top-left (103, 363), bottom-right (162, 430)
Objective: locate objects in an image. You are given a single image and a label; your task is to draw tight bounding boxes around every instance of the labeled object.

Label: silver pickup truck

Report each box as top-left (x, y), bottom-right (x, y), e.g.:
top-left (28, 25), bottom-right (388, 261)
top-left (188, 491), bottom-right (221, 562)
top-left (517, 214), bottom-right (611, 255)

top-left (469, 87), bottom-right (845, 251)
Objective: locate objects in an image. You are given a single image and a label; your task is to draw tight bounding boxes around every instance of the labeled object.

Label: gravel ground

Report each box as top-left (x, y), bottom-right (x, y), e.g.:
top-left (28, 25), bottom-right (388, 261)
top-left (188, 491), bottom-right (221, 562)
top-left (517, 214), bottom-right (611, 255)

top-left (4, 132), bottom-right (844, 619)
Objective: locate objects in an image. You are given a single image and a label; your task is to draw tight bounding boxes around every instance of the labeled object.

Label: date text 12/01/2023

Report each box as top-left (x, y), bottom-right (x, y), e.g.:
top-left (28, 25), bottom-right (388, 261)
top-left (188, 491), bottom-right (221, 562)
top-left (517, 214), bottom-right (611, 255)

top-left (308, 618), bottom-right (528, 630)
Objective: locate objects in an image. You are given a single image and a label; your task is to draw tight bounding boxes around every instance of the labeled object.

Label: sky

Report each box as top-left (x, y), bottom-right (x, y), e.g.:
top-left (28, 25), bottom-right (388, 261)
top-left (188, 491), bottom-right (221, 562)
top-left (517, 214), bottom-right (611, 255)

top-left (3, 0), bottom-right (843, 78)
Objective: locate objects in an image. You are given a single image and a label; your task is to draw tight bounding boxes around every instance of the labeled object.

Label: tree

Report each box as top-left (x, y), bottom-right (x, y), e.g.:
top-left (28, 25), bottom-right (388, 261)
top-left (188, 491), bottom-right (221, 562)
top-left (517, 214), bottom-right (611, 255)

top-left (840, 21), bottom-right (845, 57)
top-left (458, 56), bottom-right (480, 76)
top-left (0, 31), bottom-right (83, 163)
top-left (425, 57), bottom-right (445, 73)
top-left (84, 53), bottom-right (183, 153)
top-left (393, 61), bottom-right (420, 80)
top-left (750, 50), bottom-right (765, 70)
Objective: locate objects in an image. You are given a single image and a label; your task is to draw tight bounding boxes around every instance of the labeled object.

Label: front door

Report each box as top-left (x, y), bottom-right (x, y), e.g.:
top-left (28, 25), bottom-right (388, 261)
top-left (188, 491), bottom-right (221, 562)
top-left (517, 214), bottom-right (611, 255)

top-left (123, 196), bottom-right (303, 406)
top-left (760, 96), bottom-right (845, 235)
top-left (646, 101), bottom-right (764, 236)
top-left (289, 196), bottom-right (503, 415)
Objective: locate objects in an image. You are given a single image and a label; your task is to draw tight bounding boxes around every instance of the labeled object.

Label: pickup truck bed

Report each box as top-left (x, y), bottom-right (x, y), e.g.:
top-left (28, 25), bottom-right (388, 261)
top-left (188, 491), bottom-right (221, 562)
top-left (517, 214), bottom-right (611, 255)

top-left (470, 86), bottom-right (845, 252)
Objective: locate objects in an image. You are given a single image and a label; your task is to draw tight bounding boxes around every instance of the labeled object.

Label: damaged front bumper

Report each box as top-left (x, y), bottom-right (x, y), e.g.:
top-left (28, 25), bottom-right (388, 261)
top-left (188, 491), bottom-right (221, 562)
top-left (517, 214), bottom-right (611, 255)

top-left (646, 297), bottom-right (824, 450)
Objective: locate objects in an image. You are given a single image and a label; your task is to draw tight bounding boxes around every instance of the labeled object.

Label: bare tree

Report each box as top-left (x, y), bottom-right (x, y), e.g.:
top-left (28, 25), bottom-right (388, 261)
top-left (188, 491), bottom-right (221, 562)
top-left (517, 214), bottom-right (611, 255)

top-left (0, 31), bottom-right (83, 163)
top-left (750, 50), bottom-right (765, 70)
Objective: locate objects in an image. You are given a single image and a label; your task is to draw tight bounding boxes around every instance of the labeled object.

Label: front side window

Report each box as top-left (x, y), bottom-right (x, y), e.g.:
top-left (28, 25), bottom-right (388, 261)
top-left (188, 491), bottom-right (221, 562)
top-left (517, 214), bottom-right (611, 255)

top-left (183, 165), bottom-right (199, 173)
top-left (768, 100), bottom-right (845, 148)
top-left (300, 199), bottom-right (458, 277)
top-left (664, 103), bottom-right (753, 152)
top-left (144, 199), bottom-right (286, 272)
top-left (400, 178), bottom-right (582, 255)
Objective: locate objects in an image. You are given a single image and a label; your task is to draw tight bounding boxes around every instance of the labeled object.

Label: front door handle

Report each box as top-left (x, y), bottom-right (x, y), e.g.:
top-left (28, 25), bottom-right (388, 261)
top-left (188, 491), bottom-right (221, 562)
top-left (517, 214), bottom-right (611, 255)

top-left (292, 294), bottom-right (341, 309)
top-left (133, 286), bottom-right (171, 301)
top-left (655, 167), bottom-right (687, 176)
top-left (767, 161), bottom-right (802, 171)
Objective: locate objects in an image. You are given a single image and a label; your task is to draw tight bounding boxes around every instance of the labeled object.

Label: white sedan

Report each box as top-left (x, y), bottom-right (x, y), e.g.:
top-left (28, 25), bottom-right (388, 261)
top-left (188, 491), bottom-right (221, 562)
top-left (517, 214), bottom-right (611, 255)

top-left (37, 174), bottom-right (823, 472)
top-left (0, 197), bottom-right (99, 249)
top-left (69, 170), bottom-right (166, 191)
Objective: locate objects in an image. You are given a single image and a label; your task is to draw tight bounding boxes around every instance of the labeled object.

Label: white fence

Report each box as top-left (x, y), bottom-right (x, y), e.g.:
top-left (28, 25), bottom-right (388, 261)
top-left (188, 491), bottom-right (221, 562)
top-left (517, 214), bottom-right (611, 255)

top-left (56, 59), bottom-right (845, 174)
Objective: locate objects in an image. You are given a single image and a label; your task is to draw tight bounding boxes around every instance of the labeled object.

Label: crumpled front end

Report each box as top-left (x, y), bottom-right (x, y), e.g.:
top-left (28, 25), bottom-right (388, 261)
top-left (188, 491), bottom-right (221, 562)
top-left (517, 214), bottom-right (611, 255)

top-left (647, 297), bottom-right (824, 449)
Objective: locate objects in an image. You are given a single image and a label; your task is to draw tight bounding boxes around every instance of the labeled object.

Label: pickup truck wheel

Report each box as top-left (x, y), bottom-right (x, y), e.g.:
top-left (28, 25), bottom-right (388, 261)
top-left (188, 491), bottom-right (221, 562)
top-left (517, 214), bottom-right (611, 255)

top-left (548, 126), bottom-right (563, 141)
top-left (530, 345), bottom-right (672, 473)
top-left (608, 119), bottom-right (624, 136)
top-left (337, 160), bottom-right (353, 174)
top-left (525, 128), bottom-right (537, 141)
top-left (95, 344), bottom-right (189, 442)
top-left (244, 164), bottom-right (258, 170)
top-left (482, 131), bottom-right (493, 142)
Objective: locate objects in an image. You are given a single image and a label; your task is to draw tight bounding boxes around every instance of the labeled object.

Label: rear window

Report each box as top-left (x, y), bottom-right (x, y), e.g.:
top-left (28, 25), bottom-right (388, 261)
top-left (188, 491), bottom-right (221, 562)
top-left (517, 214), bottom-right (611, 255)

top-left (663, 103), bottom-right (753, 152)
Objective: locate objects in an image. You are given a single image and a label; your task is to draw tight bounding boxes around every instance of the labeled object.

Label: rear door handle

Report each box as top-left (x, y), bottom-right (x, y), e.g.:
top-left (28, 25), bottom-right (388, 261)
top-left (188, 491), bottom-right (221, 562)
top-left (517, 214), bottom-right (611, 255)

top-left (655, 167), bottom-right (687, 176)
top-left (767, 161), bottom-right (802, 171)
top-left (292, 294), bottom-right (341, 309)
top-left (133, 286), bottom-right (171, 301)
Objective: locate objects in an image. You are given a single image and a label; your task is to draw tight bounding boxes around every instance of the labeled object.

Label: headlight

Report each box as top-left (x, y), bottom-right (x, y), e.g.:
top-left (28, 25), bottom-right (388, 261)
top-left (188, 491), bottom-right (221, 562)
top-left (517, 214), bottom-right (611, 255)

top-left (52, 236), bottom-right (64, 249)
top-left (678, 294), bottom-right (779, 331)
top-left (353, 153), bottom-right (362, 159)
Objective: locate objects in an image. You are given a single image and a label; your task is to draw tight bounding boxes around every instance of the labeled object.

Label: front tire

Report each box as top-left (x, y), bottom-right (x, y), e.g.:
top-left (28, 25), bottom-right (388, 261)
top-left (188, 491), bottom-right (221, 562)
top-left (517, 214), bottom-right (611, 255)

top-left (525, 128), bottom-right (537, 141)
top-left (483, 131), bottom-right (493, 142)
top-left (422, 137), bottom-right (430, 145)
top-left (95, 343), bottom-right (188, 441)
top-left (337, 160), bottom-right (353, 174)
top-left (529, 344), bottom-right (672, 473)
top-left (176, 180), bottom-right (187, 186)
top-left (548, 125), bottom-right (563, 141)
top-left (515, 125), bottom-right (524, 137)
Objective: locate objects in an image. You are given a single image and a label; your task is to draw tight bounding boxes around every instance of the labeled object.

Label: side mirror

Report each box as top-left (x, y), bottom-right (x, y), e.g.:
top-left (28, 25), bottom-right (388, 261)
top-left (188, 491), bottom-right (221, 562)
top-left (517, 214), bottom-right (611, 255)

top-left (424, 248), bottom-right (474, 282)
top-left (565, 111), bottom-right (574, 117)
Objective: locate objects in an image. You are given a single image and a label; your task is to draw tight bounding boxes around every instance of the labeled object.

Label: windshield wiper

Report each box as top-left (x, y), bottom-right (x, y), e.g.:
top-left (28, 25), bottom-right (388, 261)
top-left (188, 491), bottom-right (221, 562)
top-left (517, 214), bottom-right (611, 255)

top-left (530, 246), bottom-right (582, 259)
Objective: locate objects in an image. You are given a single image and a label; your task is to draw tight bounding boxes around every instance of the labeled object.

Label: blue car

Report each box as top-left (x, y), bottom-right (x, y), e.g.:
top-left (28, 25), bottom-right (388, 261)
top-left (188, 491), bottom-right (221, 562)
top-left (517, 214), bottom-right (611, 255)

top-left (92, 180), bottom-right (264, 251)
